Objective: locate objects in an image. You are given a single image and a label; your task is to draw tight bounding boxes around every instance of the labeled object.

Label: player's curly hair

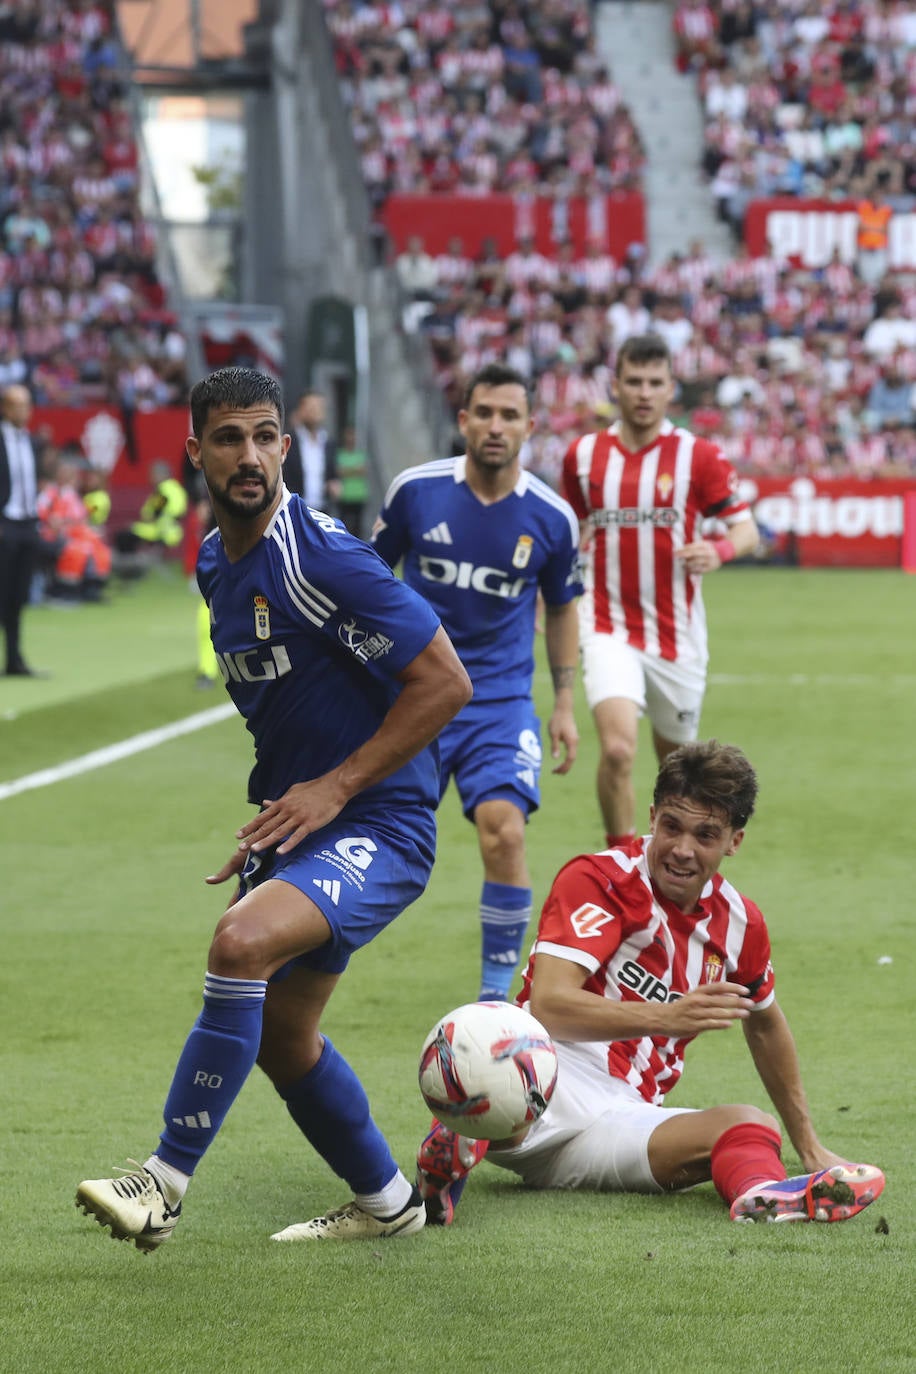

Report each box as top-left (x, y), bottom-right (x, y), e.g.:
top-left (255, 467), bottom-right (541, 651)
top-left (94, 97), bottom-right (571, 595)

top-left (189, 368), bottom-right (284, 438)
top-left (653, 739), bottom-right (758, 830)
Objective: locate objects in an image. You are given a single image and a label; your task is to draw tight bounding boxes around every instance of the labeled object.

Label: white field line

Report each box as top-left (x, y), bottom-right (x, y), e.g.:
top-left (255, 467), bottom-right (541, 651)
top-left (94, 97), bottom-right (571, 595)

top-left (0, 702), bottom-right (236, 802)
top-left (2, 671), bottom-right (914, 803)
top-left (709, 673), bottom-right (916, 686)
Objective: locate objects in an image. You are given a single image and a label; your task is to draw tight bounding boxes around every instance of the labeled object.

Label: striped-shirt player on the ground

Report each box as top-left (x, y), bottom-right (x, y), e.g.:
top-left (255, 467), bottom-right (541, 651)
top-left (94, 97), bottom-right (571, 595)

top-left (417, 740), bottom-right (886, 1227)
top-left (561, 333), bottom-right (759, 850)
top-left (373, 363), bottom-right (583, 1004)
top-left (75, 367), bottom-right (472, 1249)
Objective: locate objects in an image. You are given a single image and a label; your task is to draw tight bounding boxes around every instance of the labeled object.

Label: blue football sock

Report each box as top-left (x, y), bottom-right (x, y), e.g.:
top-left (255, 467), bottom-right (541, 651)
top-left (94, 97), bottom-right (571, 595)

top-left (479, 881), bottom-right (532, 1001)
top-left (156, 972), bottom-right (266, 1175)
top-left (278, 1036), bottom-right (398, 1196)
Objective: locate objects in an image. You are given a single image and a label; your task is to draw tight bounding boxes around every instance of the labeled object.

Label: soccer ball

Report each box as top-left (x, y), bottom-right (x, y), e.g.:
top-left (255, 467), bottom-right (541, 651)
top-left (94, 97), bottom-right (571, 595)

top-left (418, 1001), bottom-right (559, 1140)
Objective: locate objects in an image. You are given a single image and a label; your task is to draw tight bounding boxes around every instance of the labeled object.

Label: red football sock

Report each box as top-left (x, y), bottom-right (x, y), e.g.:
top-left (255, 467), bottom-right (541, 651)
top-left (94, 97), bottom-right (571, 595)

top-left (710, 1122), bottom-right (786, 1204)
top-left (604, 831), bottom-right (635, 849)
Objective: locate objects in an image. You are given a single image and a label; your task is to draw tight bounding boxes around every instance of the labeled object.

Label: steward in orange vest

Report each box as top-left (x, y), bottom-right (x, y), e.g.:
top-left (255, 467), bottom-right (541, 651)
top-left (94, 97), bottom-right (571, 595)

top-left (857, 197), bottom-right (892, 251)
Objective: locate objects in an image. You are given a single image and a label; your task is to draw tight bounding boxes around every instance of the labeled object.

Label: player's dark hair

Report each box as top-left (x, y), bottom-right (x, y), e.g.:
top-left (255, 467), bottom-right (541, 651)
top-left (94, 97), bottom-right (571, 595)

top-left (653, 739), bottom-right (758, 830)
top-left (463, 363), bottom-right (532, 412)
top-left (615, 333), bottom-right (672, 376)
top-left (189, 368), bottom-right (284, 437)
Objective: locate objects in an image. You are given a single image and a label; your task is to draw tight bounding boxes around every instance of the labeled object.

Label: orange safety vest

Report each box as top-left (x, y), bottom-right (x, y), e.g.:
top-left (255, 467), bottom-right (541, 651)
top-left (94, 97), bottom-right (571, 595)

top-left (857, 201), bottom-right (892, 250)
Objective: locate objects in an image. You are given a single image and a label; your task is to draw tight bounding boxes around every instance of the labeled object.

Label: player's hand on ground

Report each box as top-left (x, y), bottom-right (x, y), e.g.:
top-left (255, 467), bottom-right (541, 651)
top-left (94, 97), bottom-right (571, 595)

top-left (236, 779), bottom-right (347, 856)
top-left (665, 981), bottom-right (754, 1035)
top-left (548, 706), bottom-right (579, 774)
top-left (675, 539), bottom-right (724, 575)
top-left (798, 1144), bottom-right (854, 1174)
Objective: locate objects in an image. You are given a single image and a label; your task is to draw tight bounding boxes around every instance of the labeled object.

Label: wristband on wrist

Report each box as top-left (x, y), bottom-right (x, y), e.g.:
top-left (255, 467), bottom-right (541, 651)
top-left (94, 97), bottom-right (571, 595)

top-left (711, 537), bottom-right (735, 564)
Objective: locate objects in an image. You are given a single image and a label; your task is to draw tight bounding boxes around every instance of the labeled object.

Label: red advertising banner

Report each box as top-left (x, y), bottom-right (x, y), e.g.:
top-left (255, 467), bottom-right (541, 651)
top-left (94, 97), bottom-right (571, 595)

top-left (744, 197), bottom-right (916, 269)
top-left (740, 475), bottom-right (914, 567)
top-left (381, 192), bottom-right (646, 261)
top-left (34, 405), bottom-right (191, 528)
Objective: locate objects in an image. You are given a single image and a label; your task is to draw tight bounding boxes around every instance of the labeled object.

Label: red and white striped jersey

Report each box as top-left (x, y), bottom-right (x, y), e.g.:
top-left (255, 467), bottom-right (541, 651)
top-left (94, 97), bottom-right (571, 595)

top-left (575, 252), bottom-right (619, 296)
top-left (561, 420), bottom-right (748, 665)
top-left (674, 2), bottom-right (717, 43)
top-left (517, 841), bottom-right (775, 1106)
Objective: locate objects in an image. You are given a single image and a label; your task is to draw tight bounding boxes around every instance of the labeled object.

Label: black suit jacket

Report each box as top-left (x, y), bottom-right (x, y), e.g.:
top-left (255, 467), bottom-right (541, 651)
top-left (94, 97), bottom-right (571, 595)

top-left (0, 431), bottom-right (13, 511)
top-left (284, 427), bottom-right (338, 504)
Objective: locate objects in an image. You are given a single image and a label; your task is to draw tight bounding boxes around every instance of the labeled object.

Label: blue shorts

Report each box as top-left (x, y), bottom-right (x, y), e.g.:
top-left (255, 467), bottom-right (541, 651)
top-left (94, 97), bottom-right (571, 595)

top-left (438, 696), bottom-right (541, 822)
top-left (238, 804), bottom-right (436, 976)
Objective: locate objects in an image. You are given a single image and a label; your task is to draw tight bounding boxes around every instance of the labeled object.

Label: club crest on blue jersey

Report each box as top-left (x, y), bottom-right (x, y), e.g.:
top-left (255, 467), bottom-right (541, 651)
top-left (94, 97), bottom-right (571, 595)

top-left (253, 594), bottom-right (271, 640)
top-left (511, 534), bottom-right (534, 569)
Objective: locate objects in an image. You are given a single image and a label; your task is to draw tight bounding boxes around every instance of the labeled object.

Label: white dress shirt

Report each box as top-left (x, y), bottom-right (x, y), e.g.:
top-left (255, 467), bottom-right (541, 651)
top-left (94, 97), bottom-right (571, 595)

top-left (2, 421), bottom-right (37, 519)
top-left (296, 425), bottom-right (328, 509)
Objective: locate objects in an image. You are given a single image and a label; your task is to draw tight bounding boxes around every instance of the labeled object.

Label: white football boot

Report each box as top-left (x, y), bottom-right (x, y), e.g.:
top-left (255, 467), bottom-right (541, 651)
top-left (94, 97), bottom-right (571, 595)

top-left (271, 1187), bottom-right (425, 1241)
top-left (76, 1161), bottom-right (182, 1252)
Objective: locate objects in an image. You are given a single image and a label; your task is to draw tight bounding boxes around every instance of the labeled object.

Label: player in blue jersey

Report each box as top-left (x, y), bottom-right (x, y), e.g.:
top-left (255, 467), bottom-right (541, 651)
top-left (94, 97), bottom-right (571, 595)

top-left (372, 363), bottom-right (583, 1005)
top-left (75, 367), bottom-right (471, 1249)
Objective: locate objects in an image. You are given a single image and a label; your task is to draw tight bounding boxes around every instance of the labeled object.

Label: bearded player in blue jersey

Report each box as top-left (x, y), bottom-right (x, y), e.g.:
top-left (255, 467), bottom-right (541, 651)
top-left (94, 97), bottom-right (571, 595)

top-left (372, 363), bottom-right (583, 1007)
top-left (76, 368), bottom-right (471, 1249)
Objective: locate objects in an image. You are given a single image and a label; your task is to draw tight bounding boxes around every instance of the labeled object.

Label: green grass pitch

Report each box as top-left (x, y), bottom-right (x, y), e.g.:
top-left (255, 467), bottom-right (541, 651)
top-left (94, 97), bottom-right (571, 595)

top-left (1, 564), bottom-right (914, 1374)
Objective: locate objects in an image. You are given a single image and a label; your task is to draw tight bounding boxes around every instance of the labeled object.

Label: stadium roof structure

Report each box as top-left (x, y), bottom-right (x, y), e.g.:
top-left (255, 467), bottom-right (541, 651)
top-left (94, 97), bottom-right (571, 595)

top-left (116, 0), bottom-right (263, 83)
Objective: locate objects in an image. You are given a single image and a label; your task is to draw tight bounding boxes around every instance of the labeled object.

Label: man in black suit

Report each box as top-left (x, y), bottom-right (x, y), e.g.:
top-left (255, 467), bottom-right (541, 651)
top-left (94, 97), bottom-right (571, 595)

top-left (0, 383), bottom-right (46, 676)
top-left (283, 389), bottom-right (340, 514)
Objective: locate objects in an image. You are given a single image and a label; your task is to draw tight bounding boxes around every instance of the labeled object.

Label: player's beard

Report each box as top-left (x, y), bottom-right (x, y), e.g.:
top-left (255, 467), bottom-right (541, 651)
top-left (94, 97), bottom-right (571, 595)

top-left (467, 437), bottom-right (519, 473)
top-left (208, 468), bottom-right (279, 520)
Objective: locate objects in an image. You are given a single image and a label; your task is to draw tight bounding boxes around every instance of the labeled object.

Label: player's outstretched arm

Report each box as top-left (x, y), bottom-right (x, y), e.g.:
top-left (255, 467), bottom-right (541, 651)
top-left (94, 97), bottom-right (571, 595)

top-left (529, 953), bottom-right (754, 1044)
top-left (543, 600), bottom-right (579, 775)
top-left (237, 627), bottom-right (471, 856)
top-left (743, 1001), bottom-right (849, 1173)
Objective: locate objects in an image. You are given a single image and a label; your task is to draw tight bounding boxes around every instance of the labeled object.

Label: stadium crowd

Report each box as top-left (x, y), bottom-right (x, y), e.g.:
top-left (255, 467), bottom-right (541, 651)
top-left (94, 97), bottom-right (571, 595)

top-left (326, 0), bottom-right (916, 486)
top-left (0, 0), bottom-right (188, 412)
top-left (324, 0), bottom-right (644, 202)
top-left (4, 1), bottom-right (916, 492)
top-left (395, 229), bottom-right (916, 485)
top-left (675, 0), bottom-right (916, 235)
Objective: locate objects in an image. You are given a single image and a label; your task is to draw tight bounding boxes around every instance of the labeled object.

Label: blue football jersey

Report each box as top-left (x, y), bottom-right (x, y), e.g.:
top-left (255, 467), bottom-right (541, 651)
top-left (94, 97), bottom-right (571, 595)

top-left (197, 491), bottom-right (442, 810)
top-left (371, 456), bottom-right (582, 700)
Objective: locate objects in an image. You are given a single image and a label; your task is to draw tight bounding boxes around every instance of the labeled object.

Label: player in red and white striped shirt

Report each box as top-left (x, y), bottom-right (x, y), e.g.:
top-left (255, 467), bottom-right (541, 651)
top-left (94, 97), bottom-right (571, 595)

top-left (560, 334), bottom-right (758, 848)
top-left (417, 741), bottom-right (885, 1225)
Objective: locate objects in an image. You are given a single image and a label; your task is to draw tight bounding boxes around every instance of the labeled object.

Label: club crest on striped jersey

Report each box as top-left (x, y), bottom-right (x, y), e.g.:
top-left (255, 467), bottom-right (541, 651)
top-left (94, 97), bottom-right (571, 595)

top-left (656, 473), bottom-right (674, 500)
top-left (253, 594), bottom-right (271, 640)
top-left (703, 951), bottom-right (725, 984)
top-left (512, 534), bottom-right (534, 569)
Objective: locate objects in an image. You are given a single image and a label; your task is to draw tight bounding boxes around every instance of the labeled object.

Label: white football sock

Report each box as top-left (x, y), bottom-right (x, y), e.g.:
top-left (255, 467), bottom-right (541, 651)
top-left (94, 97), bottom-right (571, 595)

top-left (355, 1169), bottom-right (413, 1217)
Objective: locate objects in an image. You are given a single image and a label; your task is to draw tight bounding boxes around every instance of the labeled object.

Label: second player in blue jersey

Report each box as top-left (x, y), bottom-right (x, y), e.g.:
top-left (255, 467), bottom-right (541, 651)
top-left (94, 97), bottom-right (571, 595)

top-left (373, 363), bottom-right (584, 1007)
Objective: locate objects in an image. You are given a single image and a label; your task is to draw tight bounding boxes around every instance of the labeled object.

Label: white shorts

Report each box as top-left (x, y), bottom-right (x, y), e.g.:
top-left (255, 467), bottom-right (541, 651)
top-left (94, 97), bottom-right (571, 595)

top-left (580, 633), bottom-right (705, 743)
top-left (488, 1049), bottom-right (695, 1193)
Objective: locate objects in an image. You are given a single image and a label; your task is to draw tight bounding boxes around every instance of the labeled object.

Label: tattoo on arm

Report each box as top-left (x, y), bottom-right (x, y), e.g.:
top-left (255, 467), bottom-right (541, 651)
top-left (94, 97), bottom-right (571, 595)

top-left (551, 666), bottom-right (576, 691)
